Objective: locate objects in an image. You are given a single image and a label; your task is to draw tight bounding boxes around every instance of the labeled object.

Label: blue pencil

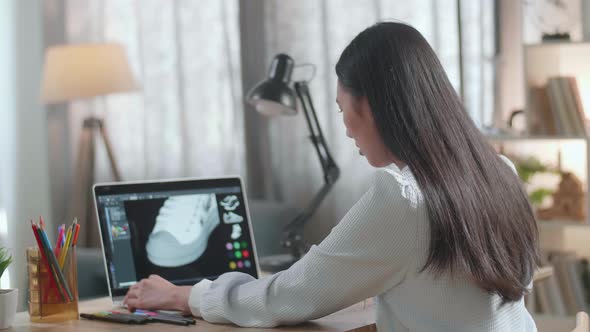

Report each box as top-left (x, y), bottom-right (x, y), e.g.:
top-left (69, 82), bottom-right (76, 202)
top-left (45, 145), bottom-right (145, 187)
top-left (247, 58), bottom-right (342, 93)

top-left (38, 226), bottom-right (73, 301)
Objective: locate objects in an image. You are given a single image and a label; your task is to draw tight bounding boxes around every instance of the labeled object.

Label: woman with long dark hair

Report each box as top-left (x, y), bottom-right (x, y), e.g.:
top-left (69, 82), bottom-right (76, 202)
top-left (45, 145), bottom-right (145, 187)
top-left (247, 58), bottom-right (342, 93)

top-left (124, 22), bottom-right (540, 331)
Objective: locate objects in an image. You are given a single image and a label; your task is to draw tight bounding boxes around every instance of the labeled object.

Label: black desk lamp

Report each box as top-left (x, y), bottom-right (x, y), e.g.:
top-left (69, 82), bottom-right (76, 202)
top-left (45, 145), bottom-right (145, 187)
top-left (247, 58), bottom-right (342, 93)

top-left (246, 54), bottom-right (340, 272)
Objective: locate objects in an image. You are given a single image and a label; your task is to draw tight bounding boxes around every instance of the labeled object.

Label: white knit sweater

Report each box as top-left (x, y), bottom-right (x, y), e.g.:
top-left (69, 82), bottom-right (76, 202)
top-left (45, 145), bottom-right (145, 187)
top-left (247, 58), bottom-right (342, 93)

top-left (188, 156), bottom-right (537, 331)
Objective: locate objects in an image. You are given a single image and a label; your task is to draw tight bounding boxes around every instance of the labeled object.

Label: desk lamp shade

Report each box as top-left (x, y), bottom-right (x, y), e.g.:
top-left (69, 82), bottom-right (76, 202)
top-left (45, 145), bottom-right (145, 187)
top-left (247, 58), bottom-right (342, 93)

top-left (41, 43), bottom-right (138, 104)
top-left (246, 53), bottom-right (297, 116)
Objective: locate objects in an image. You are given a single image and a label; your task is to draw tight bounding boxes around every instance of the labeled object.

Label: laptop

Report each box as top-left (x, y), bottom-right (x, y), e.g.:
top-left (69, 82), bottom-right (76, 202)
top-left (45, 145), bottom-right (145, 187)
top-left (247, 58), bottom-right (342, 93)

top-left (93, 176), bottom-right (261, 305)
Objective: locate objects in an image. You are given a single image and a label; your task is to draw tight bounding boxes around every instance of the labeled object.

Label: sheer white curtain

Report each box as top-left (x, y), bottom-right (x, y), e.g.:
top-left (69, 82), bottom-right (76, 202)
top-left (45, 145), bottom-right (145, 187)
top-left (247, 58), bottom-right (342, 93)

top-left (58, 0), bottom-right (496, 247)
top-left (59, 0), bottom-right (244, 246)
top-left (253, 0), bottom-right (497, 240)
top-left (64, 0), bottom-right (244, 184)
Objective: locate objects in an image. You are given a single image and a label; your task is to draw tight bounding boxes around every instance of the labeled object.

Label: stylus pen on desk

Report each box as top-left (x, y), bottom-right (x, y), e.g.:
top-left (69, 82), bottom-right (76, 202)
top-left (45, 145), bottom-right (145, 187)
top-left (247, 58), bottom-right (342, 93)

top-left (149, 315), bottom-right (191, 326)
top-left (153, 311), bottom-right (196, 324)
top-left (132, 311), bottom-right (191, 326)
top-left (141, 310), bottom-right (196, 324)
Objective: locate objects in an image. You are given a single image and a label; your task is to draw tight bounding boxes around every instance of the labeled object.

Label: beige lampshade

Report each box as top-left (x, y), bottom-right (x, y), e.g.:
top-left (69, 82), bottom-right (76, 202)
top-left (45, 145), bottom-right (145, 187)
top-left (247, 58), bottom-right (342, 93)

top-left (41, 43), bottom-right (139, 104)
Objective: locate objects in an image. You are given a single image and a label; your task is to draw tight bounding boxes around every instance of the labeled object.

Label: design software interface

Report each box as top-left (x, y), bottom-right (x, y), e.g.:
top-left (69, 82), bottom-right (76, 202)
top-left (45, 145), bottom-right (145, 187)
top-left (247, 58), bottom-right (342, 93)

top-left (95, 181), bottom-right (257, 294)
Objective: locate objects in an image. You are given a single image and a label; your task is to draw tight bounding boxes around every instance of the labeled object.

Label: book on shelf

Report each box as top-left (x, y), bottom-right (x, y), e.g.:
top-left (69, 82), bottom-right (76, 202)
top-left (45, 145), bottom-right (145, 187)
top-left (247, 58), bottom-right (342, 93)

top-left (548, 251), bottom-right (588, 315)
top-left (569, 77), bottom-right (587, 134)
top-left (528, 86), bottom-right (557, 135)
top-left (528, 76), bottom-right (587, 136)
top-left (567, 256), bottom-right (588, 312)
top-left (535, 273), bottom-right (567, 315)
top-left (547, 78), bottom-right (572, 135)
top-left (534, 255), bottom-right (567, 315)
top-left (557, 77), bottom-right (585, 136)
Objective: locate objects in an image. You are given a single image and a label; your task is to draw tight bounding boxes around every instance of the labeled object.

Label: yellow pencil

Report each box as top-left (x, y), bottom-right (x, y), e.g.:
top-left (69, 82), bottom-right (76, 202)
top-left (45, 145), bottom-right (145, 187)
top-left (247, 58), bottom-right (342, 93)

top-left (59, 225), bottom-right (73, 268)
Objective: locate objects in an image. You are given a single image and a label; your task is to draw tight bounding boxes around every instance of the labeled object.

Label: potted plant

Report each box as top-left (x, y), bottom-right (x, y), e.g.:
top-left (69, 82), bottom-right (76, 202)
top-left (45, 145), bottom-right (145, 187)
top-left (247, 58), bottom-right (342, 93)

top-left (0, 247), bottom-right (17, 330)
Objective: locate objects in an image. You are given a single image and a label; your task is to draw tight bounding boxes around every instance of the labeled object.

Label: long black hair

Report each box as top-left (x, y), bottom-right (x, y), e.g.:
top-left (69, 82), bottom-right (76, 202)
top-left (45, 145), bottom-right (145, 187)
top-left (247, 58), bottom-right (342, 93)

top-left (336, 22), bottom-right (540, 303)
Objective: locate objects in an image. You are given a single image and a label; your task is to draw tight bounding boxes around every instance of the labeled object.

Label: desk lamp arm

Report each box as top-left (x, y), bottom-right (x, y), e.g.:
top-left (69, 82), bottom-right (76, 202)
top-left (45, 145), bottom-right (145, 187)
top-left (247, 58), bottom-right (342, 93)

top-left (281, 81), bottom-right (340, 259)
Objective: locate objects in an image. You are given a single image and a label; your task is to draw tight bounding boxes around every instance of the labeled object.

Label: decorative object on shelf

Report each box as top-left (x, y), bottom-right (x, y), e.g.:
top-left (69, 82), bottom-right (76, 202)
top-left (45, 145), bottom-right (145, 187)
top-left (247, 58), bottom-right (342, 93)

top-left (543, 32), bottom-right (572, 42)
top-left (0, 247), bottom-right (17, 329)
top-left (246, 53), bottom-right (340, 272)
top-left (537, 171), bottom-right (586, 221)
top-left (523, 0), bottom-right (583, 43)
top-left (41, 43), bottom-right (139, 247)
top-left (507, 109), bottom-right (527, 135)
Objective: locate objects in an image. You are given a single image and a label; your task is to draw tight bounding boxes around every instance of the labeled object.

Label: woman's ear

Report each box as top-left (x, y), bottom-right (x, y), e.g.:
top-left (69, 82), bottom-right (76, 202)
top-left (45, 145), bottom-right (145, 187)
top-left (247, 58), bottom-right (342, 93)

top-left (358, 95), bottom-right (373, 121)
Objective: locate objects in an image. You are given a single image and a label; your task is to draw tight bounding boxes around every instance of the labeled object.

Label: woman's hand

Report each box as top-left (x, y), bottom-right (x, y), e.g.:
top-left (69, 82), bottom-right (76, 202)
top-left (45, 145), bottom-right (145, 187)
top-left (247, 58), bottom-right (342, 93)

top-left (123, 274), bottom-right (192, 314)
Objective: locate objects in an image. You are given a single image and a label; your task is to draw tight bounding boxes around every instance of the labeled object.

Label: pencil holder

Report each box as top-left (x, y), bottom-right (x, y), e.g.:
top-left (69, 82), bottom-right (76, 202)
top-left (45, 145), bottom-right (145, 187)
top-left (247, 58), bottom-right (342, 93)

top-left (26, 247), bottom-right (79, 322)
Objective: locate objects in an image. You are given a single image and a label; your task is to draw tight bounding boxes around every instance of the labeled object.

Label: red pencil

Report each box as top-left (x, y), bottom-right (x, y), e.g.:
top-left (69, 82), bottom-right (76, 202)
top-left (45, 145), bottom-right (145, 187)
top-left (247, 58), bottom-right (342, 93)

top-left (72, 223), bottom-right (81, 247)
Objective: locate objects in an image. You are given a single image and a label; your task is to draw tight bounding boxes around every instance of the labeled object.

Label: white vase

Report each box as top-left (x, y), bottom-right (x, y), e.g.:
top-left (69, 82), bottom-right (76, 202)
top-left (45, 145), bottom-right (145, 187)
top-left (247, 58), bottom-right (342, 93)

top-left (0, 289), bottom-right (18, 330)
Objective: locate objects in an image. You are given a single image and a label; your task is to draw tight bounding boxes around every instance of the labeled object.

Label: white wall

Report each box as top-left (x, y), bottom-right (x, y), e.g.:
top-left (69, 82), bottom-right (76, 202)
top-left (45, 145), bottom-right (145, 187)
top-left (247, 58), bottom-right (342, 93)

top-left (0, 0), bottom-right (16, 291)
top-left (0, 0), bottom-right (52, 310)
top-left (498, 0), bottom-right (525, 125)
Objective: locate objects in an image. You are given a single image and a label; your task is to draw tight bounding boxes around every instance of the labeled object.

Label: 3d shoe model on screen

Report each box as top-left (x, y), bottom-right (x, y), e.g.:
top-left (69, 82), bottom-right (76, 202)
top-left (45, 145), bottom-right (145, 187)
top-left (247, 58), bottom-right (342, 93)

top-left (223, 211), bottom-right (244, 224)
top-left (146, 194), bottom-right (220, 267)
top-left (230, 224), bottom-right (242, 240)
top-left (220, 195), bottom-right (240, 211)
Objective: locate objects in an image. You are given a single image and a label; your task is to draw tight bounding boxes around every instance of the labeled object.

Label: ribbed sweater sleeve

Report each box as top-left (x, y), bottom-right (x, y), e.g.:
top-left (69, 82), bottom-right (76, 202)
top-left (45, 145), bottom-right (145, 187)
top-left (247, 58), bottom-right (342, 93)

top-left (189, 170), bottom-right (420, 327)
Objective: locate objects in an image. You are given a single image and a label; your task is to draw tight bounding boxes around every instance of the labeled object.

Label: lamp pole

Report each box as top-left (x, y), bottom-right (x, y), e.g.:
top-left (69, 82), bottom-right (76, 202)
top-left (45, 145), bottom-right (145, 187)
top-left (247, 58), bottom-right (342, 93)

top-left (280, 82), bottom-right (340, 260)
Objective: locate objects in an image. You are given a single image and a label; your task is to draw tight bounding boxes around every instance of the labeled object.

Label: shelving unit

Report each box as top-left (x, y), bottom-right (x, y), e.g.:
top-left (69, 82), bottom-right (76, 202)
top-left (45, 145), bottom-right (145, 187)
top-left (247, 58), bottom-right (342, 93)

top-left (489, 39), bottom-right (590, 224)
top-left (489, 29), bottom-right (590, 321)
top-left (482, 2), bottom-right (590, 325)
top-left (488, 135), bottom-right (587, 141)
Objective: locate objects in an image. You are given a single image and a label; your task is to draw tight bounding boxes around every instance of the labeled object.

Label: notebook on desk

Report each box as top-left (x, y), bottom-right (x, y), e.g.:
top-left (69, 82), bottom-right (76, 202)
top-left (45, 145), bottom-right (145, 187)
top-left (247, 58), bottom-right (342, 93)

top-left (93, 177), bottom-right (261, 306)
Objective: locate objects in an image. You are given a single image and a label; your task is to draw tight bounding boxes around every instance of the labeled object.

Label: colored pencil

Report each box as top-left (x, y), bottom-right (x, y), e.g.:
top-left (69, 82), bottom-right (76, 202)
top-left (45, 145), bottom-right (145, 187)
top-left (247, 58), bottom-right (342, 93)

top-left (59, 225), bottom-right (73, 268)
top-left (55, 224), bottom-right (64, 257)
top-left (31, 221), bottom-right (65, 302)
top-left (62, 219), bottom-right (80, 279)
top-left (35, 223), bottom-right (68, 301)
top-left (72, 221), bottom-right (80, 247)
top-left (61, 225), bottom-right (66, 247)
top-left (37, 225), bottom-right (73, 301)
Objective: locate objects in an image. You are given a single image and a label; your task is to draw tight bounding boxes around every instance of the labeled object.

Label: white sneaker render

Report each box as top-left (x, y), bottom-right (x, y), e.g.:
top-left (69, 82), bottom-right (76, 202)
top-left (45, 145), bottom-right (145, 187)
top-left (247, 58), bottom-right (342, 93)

top-left (231, 224), bottom-right (242, 240)
top-left (146, 194), bottom-right (220, 267)
top-left (223, 211), bottom-right (243, 224)
top-left (220, 195), bottom-right (240, 211)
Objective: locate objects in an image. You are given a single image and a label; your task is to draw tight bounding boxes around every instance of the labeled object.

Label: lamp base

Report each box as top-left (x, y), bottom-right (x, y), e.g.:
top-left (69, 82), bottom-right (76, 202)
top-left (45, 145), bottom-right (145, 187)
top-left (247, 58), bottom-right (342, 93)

top-left (258, 254), bottom-right (300, 273)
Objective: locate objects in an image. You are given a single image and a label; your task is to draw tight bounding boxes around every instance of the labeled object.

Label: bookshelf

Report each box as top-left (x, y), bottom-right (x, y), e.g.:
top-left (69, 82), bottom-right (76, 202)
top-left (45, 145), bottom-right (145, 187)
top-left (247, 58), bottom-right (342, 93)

top-left (487, 41), bottom-right (590, 319)
top-left (490, 41), bottom-right (590, 224)
top-left (488, 135), bottom-right (587, 142)
top-left (524, 42), bottom-right (590, 138)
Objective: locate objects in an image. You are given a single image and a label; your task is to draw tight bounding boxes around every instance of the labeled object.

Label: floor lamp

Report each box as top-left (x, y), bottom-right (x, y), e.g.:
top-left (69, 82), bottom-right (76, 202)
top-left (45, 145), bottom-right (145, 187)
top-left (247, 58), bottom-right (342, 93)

top-left (41, 43), bottom-right (138, 247)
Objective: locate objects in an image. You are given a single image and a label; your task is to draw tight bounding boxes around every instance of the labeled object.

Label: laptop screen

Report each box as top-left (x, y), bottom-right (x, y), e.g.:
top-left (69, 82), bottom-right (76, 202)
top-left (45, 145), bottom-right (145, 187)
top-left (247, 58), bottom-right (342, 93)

top-left (94, 177), bottom-right (259, 297)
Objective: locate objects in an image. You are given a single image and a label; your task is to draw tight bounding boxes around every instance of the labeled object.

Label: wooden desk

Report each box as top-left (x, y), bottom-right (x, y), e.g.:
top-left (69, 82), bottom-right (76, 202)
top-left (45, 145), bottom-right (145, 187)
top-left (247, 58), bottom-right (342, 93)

top-left (8, 297), bottom-right (376, 332)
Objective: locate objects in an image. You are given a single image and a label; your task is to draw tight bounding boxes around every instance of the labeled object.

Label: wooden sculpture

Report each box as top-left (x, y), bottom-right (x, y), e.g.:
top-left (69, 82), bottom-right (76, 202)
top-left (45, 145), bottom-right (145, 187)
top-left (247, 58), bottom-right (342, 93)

top-left (537, 172), bottom-right (586, 222)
